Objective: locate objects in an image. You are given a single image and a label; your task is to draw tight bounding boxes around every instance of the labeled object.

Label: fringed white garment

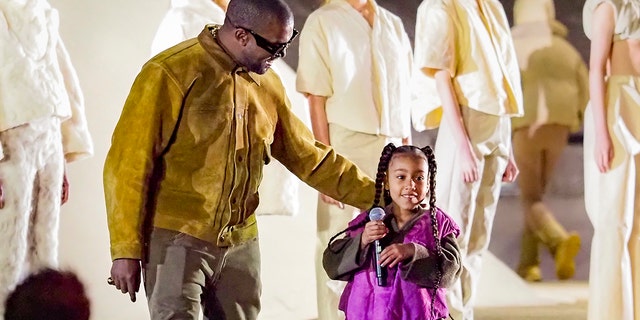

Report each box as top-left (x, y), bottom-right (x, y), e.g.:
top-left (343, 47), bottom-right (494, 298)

top-left (0, 118), bottom-right (64, 317)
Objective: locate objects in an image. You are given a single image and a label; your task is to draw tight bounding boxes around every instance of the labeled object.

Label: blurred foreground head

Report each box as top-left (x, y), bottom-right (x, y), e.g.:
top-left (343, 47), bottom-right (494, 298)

top-left (5, 268), bottom-right (90, 320)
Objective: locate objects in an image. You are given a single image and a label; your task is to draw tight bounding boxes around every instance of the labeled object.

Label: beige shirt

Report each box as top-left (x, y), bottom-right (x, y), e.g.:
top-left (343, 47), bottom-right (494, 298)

top-left (583, 0), bottom-right (640, 41)
top-left (296, 0), bottom-right (412, 139)
top-left (412, 0), bottom-right (523, 130)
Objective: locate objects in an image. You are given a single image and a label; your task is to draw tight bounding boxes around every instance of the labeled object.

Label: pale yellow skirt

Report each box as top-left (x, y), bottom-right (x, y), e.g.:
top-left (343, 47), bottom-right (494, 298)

top-left (584, 75), bottom-right (640, 320)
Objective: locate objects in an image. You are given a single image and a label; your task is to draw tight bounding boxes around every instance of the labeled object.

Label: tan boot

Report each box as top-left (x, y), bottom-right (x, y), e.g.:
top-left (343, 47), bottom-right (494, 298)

top-left (517, 265), bottom-right (542, 282)
top-left (554, 232), bottom-right (581, 280)
top-left (517, 227), bottom-right (542, 282)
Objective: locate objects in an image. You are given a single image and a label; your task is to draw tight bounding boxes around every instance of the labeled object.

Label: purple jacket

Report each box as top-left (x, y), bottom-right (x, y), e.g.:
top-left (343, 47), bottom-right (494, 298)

top-left (324, 206), bottom-right (461, 320)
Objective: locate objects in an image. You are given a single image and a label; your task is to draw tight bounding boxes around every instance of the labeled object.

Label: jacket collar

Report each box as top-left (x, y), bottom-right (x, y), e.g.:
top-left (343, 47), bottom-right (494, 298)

top-left (198, 24), bottom-right (261, 85)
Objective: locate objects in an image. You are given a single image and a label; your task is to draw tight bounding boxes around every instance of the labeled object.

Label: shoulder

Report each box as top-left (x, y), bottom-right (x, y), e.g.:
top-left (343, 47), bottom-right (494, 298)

top-left (417, 0), bottom-right (454, 16)
top-left (433, 207), bottom-right (460, 237)
top-left (305, 3), bottom-right (343, 26)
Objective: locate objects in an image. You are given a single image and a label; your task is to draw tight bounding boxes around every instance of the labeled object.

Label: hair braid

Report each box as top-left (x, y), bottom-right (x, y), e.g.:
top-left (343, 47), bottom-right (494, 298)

top-left (373, 143), bottom-right (396, 207)
top-left (421, 145), bottom-right (443, 318)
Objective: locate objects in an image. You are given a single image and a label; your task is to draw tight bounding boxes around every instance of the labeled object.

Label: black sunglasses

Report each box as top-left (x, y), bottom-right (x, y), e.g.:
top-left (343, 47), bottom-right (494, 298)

top-left (227, 17), bottom-right (299, 58)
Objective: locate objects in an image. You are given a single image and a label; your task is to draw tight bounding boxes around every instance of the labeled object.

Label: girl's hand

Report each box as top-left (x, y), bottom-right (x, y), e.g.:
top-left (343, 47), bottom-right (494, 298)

top-left (594, 133), bottom-right (614, 173)
top-left (379, 243), bottom-right (415, 268)
top-left (360, 220), bottom-right (387, 249)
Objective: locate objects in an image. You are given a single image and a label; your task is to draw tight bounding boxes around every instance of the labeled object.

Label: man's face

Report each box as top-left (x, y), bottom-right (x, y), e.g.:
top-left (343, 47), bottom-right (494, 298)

top-left (239, 20), bottom-right (297, 74)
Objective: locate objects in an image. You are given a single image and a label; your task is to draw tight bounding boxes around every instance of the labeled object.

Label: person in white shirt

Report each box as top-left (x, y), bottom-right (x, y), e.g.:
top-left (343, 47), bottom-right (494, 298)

top-left (0, 0), bottom-right (93, 315)
top-left (413, 0), bottom-right (522, 318)
top-left (296, 0), bottom-right (412, 319)
top-left (151, 0), bottom-right (310, 217)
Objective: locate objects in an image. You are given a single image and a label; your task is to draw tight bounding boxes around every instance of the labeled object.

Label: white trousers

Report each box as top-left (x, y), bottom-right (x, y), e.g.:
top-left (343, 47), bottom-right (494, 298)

top-left (314, 124), bottom-right (399, 320)
top-left (584, 76), bottom-right (640, 320)
top-left (0, 118), bottom-right (63, 315)
top-left (437, 107), bottom-right (510, 320)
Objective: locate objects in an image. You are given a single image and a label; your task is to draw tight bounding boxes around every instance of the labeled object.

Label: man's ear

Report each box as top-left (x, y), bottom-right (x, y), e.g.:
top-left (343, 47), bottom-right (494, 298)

top-left (234, 28), bottom-right (250, 47)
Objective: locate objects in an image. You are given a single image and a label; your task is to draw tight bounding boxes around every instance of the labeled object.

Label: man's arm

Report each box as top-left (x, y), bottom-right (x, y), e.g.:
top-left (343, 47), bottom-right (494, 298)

top-left (104, 62), bottom-right (183, 302)
top-left (306, 94), bottom-right (344, 208)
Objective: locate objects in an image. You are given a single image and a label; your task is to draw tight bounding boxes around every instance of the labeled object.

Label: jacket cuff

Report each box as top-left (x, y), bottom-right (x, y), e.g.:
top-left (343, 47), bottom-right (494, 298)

top-left (110, 243), bottom-right (143, 261)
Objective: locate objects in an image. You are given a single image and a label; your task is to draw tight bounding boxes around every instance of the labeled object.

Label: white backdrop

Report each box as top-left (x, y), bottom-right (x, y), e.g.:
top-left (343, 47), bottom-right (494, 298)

top-left (49, 1), bottom-right (318, 319)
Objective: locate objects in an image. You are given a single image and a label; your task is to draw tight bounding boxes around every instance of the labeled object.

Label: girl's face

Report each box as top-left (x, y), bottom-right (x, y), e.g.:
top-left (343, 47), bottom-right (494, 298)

top-left (386, 154), bottom-right (429, 214)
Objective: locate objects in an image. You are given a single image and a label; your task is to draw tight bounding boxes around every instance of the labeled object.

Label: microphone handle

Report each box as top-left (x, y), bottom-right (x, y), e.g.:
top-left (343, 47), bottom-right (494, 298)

top-left (373, 240), bottom-right (386, 286)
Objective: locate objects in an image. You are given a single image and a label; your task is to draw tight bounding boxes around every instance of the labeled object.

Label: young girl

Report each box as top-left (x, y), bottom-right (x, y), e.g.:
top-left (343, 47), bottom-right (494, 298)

top-left (323, 143), bottom-right (462, 320)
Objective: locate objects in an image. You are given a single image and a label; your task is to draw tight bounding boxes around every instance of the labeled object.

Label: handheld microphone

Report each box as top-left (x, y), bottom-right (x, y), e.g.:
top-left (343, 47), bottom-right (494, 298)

top-left (368, 207), bottom-right (386, 286)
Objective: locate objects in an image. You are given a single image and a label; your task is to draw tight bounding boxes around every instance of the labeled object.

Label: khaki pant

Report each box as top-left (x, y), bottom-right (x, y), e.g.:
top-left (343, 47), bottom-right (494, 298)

top-left (144, 228), bottom-right (261, 320)
top-left (513, 125), bottom-right (570, 267)
top-left (315, 124), bottom-right (398, 320)
top-left (436, 107), bottom-right (510, 320)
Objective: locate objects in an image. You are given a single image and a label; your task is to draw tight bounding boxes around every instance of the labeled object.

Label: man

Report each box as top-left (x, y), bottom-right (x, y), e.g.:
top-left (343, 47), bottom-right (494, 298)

top-left (510, 0), bottom-right (587, 282)
top-left (413, 0), bottom-right (523, 319)
top-left (296, 1), bottom-right (413, 319)
top-left (105, 0), bottom-right (374, 319)
top-left (150, 0), bottom-right (310, 217)
top-left (0, 0), bottom-right (93, 314)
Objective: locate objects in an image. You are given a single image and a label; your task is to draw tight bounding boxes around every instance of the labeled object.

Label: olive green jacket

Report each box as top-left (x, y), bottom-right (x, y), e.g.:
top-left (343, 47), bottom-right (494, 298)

top-left (104, 26), bottom-right (375, 260)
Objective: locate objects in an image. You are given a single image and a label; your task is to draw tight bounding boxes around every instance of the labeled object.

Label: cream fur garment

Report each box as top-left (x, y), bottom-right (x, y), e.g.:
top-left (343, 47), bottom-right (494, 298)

top-left (0, 0), bottom-right (93, 162)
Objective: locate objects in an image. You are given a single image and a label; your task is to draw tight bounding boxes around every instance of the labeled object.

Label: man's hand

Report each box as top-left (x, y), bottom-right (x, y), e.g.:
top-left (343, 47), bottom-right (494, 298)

top-left (61, 172), bottom-right (69, 205)
top-left (110, 258), bottom-right (142, 302)
top-left (380, 243), bottom-right (415, 268)
top-left (320, 194), bottom-right (344, 209)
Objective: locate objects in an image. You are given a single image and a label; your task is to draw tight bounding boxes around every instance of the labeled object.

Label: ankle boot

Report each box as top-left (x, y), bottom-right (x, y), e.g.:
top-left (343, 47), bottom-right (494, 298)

top-left (553, 232), bottom-right (581, 280)
top-left (517, 228), bottom-right (542, 282)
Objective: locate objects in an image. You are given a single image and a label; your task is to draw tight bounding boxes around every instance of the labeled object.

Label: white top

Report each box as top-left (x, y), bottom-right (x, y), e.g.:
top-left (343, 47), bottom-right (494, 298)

top-left (583, 0), bottom-right (640, 41)
top-left (151, 0), bottom-right (226, 56)
top-left (296, 0), bottom-right (412, 139)
top-left (412, 0), bottom-right (523, 130)
top-left (0, 0), bottom-right (93, 161)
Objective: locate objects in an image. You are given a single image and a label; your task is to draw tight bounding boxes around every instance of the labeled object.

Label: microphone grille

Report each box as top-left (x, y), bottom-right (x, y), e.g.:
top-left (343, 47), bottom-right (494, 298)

top-left (368, 207), bottom-right (385, 221)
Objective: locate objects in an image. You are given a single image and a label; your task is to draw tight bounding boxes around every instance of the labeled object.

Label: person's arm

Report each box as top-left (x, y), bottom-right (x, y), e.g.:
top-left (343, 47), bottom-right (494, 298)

top-left (399, 234), bottom-right (462, 288)
top-left (323, 233), bottom-right (367, 281)
top-left (307, 94), bottom-right (344, 208)
top-left (307, 94), bottom-right (330, 145)
top-left (56, 37), bottom-right (94, 163)
top-left (104, 62), bottom-right (183, 302)
top-left (588, 2), bottom-right (615, 173)
top-left (433, 70), bottom-right (479, 183)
